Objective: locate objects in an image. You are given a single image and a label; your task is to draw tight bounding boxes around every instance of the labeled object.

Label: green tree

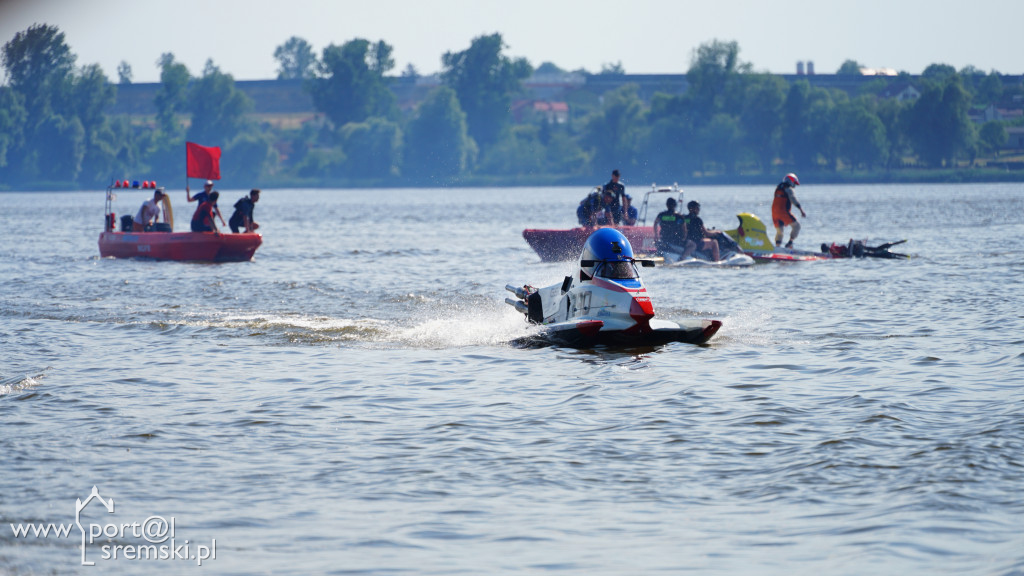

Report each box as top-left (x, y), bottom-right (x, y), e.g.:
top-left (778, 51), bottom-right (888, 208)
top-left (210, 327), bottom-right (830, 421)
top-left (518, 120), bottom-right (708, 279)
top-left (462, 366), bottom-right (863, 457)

top-left (441, 33), bottom-right (532, 153)
top-left (1, 23), bottom-right (75, 120)
top-left (478, 124), bottom-right (545, 176)
top-left (781, 80), bottom-right (816, 170)
top-left (805, 89), bottom-right (845, 170)
top-left (274, 36), bottom-right (317, 80)
top-left (32, 113), bottom-right (85, 182)
top-left (0, 86), bottom-right (27, 170)
top-left (70, 64), bottom-right (117, 185)
top-left (697, 113), bottom-right (743, 174)
top-left (186, 60), bottom-right (252, 146)
top-left (117, 61), bottom-right (132, 84)
top-left (922, 63), bottom-right (957, 81)
top-left (978, 121), bottom-right (1008, 157)
top-left (685, 40), bottom-right (750, 125)
top-left (906, 76), bottom-right (976, 166)
top-left (740, 73), bottom-right (787, 171)
top-left (599, 62), bottom-right (625, 75)
top-left (976, 71), bottom-right (1004, 107)
top-left (224, 132), bottom-right (278, 181)
top-left (836, 59), bottom-right (863, 75)
top-left (338, 117), bottom-right (402, 178)
top-left (837, 99), bottom-right (887, 169)
top-left (580, 84), bottom-right (644, 174)
top-left (309, 39), bottom-right (396, 128)
top-left (875, 97), bottom-right (909, 168)
top-left (642, 92), bottom-right (699, 180)
top-left (153, 53), bottom-right (190, 137)
top-left (403, 86), bottom-right (476, 181)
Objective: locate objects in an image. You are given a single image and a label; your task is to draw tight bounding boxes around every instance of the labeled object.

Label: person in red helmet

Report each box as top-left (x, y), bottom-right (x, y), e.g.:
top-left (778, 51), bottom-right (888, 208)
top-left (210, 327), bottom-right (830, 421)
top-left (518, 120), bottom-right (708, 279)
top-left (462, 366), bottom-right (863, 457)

top-left (771, 173), bottom-right (806, 249)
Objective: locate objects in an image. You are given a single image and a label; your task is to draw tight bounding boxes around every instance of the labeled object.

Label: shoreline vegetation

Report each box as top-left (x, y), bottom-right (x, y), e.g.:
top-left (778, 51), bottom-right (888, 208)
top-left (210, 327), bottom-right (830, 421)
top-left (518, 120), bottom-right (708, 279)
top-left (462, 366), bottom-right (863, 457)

top-left (8, 167), bottom-right (1024, 194)
top-left (3, 25), bottom-right (1023, 192)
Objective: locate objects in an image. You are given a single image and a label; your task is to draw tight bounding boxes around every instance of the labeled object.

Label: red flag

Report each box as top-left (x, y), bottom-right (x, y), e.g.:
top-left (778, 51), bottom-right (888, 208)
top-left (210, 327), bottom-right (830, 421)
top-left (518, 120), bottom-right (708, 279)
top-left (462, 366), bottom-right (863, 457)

top-left (186, 142), bottom-right (221, 180)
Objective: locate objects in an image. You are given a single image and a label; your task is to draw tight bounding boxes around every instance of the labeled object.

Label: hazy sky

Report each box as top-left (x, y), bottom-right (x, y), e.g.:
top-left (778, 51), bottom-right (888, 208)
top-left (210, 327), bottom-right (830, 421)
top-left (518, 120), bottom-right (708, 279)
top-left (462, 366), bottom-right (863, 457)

top-left (1, 0), bottom-right (1020, 83)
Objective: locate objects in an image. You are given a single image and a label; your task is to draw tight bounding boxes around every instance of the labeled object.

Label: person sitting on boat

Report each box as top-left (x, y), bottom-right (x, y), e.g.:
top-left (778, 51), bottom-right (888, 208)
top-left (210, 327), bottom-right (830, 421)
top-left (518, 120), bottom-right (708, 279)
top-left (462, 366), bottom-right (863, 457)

top-left (681, 201), bottom-right (721, 262)
top-left (576, 189), bottom-right (601, 227)
top-left (621, 193), bottom-right (638, 226)
top-left (132, 188), bottom-right (166, 232)
top-left (191, 191), bottom-right (220, 232)
top-left (652, 197), bottom-right (686, 255)
top-left (595, 188), bottom-right (623, 226)
top-left (602, 169), bottom-right (626, 206)
top-left (772, 173), bottom-right (806, 249)
top-left (186, 179), bottom-right (226, 227)
top-left (229, 189), bottom-right (261, 233)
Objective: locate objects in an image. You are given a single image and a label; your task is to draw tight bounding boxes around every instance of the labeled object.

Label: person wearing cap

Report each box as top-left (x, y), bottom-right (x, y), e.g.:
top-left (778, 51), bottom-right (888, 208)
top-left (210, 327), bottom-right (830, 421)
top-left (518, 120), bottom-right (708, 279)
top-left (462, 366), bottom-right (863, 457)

top-left (229, 189), bottom-right (261, 233)
top-left (680, 200), bottom-right (721, 262)
top-left (652, 197), bottom-right (687, 256)
top-left (772, 173), bottom-right (805, 249)
top-left (186, 180), bottom-right (226, 227)
top-left (595, 187), bottom-right (623, 226)
top-left (132, 188), bottom-right (166, 231)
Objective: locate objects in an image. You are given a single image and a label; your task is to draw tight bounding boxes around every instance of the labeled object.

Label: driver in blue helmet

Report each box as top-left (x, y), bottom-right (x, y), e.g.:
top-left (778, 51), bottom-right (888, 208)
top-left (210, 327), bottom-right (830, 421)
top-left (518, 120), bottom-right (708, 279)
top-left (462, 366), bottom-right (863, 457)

top-left (580, 228), bottom-right (638, 280)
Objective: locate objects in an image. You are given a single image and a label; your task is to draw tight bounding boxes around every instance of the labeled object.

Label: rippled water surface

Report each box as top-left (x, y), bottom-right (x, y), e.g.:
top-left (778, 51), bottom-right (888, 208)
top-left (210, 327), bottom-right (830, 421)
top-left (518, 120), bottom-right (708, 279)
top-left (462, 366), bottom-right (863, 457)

top-left (2, 183), bottom-right (1023, 575)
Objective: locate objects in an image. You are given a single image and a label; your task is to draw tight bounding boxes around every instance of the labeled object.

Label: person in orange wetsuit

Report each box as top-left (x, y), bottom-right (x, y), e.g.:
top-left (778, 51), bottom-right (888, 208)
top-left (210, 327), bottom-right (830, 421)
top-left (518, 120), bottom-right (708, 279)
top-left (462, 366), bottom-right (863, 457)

top-left (772, 173), bottom-right (806, 249)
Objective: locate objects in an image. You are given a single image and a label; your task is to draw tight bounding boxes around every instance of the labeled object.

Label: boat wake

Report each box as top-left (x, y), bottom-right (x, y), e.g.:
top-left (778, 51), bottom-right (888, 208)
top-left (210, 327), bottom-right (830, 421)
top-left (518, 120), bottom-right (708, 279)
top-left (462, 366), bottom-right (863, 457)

top-left (0, 370), bottom-right (48, 396)
top-left (143, 301), bottom-right (532, 349)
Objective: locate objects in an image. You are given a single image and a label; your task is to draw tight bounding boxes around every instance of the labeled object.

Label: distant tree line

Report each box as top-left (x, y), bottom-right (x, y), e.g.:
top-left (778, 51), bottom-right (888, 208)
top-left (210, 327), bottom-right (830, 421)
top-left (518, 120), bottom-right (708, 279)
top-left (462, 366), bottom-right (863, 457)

top-left (1, 24), bottom-right (1021, 190)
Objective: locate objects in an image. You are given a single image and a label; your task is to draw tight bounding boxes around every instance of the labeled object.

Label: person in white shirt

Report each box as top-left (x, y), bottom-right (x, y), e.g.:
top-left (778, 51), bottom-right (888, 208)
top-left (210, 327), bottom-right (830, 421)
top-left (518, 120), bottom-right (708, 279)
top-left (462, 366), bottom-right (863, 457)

top-left (133, 188), bottom-right (165, 231)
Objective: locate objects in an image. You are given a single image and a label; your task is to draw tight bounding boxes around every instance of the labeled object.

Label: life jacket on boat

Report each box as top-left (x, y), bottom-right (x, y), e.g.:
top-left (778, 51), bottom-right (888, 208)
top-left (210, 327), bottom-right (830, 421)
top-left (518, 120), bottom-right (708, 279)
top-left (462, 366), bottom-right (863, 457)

top-left (191, 201), bottom-right (216, 232)
top-left (772, 184), bottom-right (796, 226)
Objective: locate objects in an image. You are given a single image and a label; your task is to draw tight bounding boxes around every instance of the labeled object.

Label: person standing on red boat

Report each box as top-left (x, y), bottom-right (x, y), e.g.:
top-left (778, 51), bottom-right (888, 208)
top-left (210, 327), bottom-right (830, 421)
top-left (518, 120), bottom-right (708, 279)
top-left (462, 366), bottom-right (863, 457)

top-left (191, 191), bottom-right (220, 232)
top-left (186, 180), bottom-right (226, 227)
top-left (772, 173), bottom-right (806, 249)
top-left (602, 169), bottom-right (626, 207)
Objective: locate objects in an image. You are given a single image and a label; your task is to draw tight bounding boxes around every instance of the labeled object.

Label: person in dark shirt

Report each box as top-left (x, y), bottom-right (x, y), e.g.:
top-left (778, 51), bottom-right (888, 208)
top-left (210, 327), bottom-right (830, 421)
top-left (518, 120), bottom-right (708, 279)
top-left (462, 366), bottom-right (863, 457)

top-left (680, 200), bottom-right (721, 261)
top-left (595, 188), bottom-right (622, 226)
top-left (652, 198), bottom-right (686, 255)
top-left (621, 193), bottom-right (638, 226)
top-left (602, 169), bottom-right (625, 206)
top-left (190, 191), bottom-right (220, 232)
top-left (186, 179), bottom-right (226, 227)
top-left (576, 190), bottom-right (601, 227)
top-left (229, 189), bottom-right (261, 233)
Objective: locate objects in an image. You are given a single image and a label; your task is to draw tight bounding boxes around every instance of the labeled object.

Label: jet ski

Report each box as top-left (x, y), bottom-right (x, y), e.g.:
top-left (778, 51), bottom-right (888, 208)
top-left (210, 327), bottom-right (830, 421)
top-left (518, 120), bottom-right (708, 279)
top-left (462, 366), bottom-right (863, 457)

top-left (658, 232), bottom-right (755, 267)
top-left (504, 228), bottom-right (722, 347)
top-left (724, 213), bottom-right (831, 262)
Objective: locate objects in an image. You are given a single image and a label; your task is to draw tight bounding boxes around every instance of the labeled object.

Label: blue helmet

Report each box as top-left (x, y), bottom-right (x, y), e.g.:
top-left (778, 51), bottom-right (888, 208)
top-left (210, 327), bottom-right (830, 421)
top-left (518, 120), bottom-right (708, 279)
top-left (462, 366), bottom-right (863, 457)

top-left (580, 228), bottom-right (639, 282)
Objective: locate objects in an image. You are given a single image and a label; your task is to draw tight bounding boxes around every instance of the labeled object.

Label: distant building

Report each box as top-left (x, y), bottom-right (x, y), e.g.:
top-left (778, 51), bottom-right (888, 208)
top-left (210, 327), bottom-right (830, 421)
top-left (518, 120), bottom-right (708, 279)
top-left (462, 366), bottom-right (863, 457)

top-left (511, 100), bottom-right (569, 124)
top-left (877, 82), bottom-right (921, 102)
top-left (860, 67), bottom-right (899, 76)
top-left (971, 104), bottom-right (1024, 124)
top-left (1003, 126), bottom-right (1024, 151)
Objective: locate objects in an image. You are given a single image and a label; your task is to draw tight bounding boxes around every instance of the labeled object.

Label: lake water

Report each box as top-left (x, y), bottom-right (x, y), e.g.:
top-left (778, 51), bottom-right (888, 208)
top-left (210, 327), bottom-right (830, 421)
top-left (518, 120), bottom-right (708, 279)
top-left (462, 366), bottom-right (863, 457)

top-left (1, 183), bottom-right (1023, 575)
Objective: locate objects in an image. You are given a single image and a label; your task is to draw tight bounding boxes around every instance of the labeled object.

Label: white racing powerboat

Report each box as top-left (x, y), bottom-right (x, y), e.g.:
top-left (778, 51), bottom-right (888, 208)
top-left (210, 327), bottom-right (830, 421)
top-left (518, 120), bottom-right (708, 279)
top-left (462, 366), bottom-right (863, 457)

top-left (505, 228), bottom-right (722, 347)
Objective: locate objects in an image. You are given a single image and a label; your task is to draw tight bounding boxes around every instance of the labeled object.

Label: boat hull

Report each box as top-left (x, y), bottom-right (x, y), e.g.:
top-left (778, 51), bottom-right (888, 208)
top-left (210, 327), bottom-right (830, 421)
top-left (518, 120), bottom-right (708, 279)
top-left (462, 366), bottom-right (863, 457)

top-left (98, 231), bottom-right (262, 262)
top-left (539, 318), bottom-right (722, 347)
top-left (523, 226), bottom-right (656, 262)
